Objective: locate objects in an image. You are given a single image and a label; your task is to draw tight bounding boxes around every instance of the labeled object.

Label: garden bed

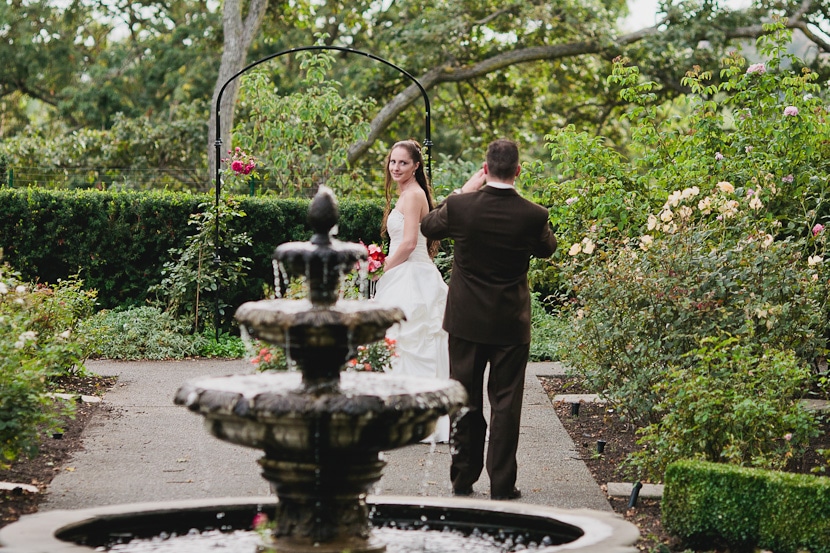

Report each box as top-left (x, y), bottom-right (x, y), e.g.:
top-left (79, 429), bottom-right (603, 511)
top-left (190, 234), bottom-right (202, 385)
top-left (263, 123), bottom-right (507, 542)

top-left (540, 375), bottom-right (830, 552)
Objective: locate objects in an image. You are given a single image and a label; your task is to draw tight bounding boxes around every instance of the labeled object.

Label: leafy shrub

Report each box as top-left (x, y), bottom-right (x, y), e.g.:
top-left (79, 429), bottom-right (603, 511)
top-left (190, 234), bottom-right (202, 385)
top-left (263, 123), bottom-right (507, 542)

top-left (150, 194), bottom-right (252, 332)
top-left (232, 46), bottom-right (375, 196)
top-left (627, 336), bottom-right (820, 480)
top-left (0, 265), bottom-right (94, 466)
top-left (249, 344), bottom-right (290, 372)
top-left (664, 460), bottom-right (830, 553)
top-left (346, 337), bottom-right (397, 372)
top-left (546, 22), bottom-right (830, 476)
top-left (529, 293), bottom-right (564, 362)
top-left (552, 22), bottom-right (830, 414)
top-left (79, 306), bottom-right (204, 360)
top-left (196, 330), bottom-right (247, 358)
top-left (0, 188), bottom-right (382, 316)
top-left (559, 190), bottom-right (827, 426)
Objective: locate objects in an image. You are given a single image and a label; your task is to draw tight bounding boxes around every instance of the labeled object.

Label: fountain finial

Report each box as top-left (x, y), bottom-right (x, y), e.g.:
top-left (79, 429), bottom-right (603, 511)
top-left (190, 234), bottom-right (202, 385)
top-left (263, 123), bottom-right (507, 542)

top-left (274, 186), bottom-right (368, 306)
top-left (308, 186), bottom-right (338, 245)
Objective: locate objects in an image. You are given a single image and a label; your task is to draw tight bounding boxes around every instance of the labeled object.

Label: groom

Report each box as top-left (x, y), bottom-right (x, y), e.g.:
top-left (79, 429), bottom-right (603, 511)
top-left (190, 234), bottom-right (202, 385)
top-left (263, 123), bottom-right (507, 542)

top-left (420, 138), bottom-right (557, 500)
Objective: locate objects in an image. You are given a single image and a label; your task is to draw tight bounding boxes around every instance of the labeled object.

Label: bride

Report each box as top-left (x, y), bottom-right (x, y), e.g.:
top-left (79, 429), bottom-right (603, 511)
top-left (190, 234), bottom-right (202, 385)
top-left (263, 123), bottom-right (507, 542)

top-left (373, 139), bottom-right (450, 444)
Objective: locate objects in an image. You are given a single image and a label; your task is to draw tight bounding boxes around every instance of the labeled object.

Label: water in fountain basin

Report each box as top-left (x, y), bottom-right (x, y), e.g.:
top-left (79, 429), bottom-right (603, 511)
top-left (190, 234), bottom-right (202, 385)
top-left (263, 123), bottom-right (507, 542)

top-left (103, 526), bottom-right (555, 552)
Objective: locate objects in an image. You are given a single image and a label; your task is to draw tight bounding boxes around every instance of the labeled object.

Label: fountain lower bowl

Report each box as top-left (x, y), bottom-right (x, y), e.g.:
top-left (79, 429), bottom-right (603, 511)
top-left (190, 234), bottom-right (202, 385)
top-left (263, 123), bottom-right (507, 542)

top-left (0, 496), bottom-right (639, 553)
top-left (175, 372), bottom-right (468, 451)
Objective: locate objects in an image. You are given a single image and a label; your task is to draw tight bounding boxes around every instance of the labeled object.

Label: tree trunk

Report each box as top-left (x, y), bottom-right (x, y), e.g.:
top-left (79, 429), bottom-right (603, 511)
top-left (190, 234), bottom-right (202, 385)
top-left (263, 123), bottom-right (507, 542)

top-left (206, 0), bottom-right (269, 192)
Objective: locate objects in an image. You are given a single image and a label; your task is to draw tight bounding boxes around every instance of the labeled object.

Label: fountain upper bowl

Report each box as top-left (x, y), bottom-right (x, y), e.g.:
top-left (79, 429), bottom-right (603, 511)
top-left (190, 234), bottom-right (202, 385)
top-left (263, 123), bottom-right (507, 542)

top-left (235, 299), bottom-right (406, 348)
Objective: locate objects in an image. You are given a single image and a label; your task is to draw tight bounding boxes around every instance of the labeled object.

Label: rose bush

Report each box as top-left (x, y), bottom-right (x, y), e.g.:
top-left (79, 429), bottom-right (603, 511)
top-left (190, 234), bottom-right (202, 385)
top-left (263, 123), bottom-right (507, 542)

top-left (0, 264), bottom-right (96, 467)
top-left (545, 20), bottom-right (830, 476)
top-left (347, 337), bottom-right (397, 373)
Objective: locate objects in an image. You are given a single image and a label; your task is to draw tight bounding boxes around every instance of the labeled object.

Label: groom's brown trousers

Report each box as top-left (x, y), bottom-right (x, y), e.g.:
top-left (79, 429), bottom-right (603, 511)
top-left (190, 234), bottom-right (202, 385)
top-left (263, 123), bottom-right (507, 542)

top-left (448, 335), bottom-right (529, 497)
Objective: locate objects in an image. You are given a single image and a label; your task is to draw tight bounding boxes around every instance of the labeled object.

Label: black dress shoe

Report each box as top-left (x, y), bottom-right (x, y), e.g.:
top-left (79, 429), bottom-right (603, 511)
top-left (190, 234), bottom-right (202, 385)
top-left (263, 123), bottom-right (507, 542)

top-left (453, 487), bottom-right (474, 497)
top-left (491, 488), bottom-right (521, 500)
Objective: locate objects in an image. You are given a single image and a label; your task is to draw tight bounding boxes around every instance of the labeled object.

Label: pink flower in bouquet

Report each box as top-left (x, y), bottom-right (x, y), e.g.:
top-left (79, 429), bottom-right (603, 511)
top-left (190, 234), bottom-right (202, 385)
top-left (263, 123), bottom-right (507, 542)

top-left (362, 242), bottom-right (387, 280)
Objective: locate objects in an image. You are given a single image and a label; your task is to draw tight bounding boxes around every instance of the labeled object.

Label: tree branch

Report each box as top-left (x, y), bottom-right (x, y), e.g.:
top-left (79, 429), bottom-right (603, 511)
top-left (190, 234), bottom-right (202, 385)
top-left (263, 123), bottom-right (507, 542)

top-left (793, 21), bottom-right (830, 53)
top-left (347, 5), bottom-right (827, 165)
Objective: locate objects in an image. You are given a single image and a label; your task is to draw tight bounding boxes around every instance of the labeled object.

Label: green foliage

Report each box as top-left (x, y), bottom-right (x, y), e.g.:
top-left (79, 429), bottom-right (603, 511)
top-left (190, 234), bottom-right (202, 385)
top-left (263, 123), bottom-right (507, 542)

top-left (531, 123), bottom-right (656, 294)
top-left (430, 152), bottom-right (480, 200)
top-left (1, 106), bottom-right (210, 190)
top-left (0, 265), bottom-right (94, 467)
top-left (0, 189), bottom-right (382, 313)
top-left (529, 293), bottom-right (564, 362)
top-left (547, 25), bottom-right (830, 478)
top-left (346, 337), bottom-right (397, 373)
top-left (0, 188), bottom-right (200, 309)
top-left (249, 344), bottom-right (290, 372)
top-left (196, 330), bottom-right (247, 358)
top-left (232, 47), bottom-right (375, 195)
top-left (663, 460), bottom-right (776, 551)
top-left (761, 470), bottom-right (830, 553)
top-left (663, 459), bottom-right (830, 553)
top-left (79, 306), bottom-right (204, 360)
top-left (1, 0), bottom-right (219, 138)
top-left (553, 25), bottom-right (830, 405)
top-left (150, 195), bottom-right (253, 330)
top-left (627, 336), bottom-right (820, 480)
top-left (558, 192), bottom-right (828, 426)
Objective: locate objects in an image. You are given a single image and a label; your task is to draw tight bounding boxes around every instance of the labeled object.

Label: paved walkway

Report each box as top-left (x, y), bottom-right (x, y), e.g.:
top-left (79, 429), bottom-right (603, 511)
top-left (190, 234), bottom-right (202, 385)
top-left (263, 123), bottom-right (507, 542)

top-left (43, 359), bottom-right (612, 512)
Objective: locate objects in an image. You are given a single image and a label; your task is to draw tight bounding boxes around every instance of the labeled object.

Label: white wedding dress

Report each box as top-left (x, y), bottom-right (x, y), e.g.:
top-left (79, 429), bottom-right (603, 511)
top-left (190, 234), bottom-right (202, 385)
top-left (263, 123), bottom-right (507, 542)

top-left (374, 209), bottom-right (451, 443)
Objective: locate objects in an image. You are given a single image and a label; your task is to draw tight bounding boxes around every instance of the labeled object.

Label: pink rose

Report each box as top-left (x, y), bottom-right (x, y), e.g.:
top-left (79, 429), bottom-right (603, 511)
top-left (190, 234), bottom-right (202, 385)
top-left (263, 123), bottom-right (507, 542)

top-left (231, 160), bottom-right (244, 173)
top-left (783, 106), bottom-right (799, 117)
top-left (813, 224), bottom-right (824, 236)
top-left (746, 63), bottom-right (766, 74)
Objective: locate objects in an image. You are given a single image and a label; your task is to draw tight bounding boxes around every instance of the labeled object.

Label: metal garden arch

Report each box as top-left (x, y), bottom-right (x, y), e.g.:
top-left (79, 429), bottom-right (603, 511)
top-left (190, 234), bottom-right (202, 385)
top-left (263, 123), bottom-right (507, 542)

top-left (212, 46), bottom-right (433, 333)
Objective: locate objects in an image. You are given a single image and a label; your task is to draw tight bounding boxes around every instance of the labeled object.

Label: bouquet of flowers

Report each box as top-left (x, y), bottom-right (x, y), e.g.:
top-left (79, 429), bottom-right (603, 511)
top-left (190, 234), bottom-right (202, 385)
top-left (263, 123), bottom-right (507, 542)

top-left (364, 242), bottom-right (386, 280)
top-left (347, 337), bottom-right (397, 372)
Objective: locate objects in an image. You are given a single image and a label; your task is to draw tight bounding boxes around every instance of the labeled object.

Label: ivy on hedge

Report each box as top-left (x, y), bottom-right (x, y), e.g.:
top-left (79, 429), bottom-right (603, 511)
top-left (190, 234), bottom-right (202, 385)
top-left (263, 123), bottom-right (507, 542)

top-left (0, 188), bottom-right (383, 311)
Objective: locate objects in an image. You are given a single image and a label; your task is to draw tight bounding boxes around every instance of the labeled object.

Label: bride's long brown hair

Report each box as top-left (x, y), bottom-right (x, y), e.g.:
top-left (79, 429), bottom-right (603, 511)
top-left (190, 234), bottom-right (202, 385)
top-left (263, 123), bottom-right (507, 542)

top-left (381, 139), bottom-right (440, 258)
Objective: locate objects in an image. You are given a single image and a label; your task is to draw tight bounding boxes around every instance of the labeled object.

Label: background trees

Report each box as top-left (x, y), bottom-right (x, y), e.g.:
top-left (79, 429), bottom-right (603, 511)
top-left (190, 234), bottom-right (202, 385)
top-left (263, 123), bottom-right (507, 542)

top-left (3, 0), bottom-right (830, 192)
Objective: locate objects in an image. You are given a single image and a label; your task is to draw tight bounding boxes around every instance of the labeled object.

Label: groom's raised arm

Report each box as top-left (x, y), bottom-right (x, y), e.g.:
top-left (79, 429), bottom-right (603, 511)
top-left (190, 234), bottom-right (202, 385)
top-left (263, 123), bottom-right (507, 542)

top-left (534, 219), bottom-right (558, 258)
top-left (420, 199), bottom-right (451, 240)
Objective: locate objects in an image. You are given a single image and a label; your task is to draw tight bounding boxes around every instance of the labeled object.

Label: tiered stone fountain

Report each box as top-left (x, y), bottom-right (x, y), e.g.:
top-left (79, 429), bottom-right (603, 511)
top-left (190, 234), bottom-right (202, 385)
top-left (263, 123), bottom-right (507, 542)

top-left (175, 186), bottom-right (468, 552)
top-left (0, 186), bottom-right (639, 553)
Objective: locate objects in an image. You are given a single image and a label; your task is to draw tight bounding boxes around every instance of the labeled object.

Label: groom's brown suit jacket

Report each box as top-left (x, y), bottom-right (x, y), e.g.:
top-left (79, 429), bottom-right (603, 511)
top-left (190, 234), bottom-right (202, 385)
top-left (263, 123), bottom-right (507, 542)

top-left (421, 185), bottom-right (557, 345)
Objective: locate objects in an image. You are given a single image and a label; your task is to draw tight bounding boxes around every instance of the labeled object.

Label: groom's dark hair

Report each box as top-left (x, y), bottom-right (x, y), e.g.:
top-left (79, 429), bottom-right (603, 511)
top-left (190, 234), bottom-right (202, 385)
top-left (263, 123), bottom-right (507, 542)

top-left (486, 139), bottom-right (520, 181)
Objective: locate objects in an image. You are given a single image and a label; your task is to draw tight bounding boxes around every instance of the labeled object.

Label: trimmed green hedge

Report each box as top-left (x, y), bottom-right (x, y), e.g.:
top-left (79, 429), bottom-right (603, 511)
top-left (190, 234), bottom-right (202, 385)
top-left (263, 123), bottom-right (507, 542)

top-left (0, 188), bottom-right (383, 312)
top-left (663, 459), bottom-right (830, 553)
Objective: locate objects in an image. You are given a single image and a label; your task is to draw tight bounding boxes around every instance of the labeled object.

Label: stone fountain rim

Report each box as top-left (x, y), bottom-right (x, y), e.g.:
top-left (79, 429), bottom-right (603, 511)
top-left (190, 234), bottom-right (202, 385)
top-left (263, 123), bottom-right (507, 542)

top-left (0, 496), bottom-right (639, 553)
